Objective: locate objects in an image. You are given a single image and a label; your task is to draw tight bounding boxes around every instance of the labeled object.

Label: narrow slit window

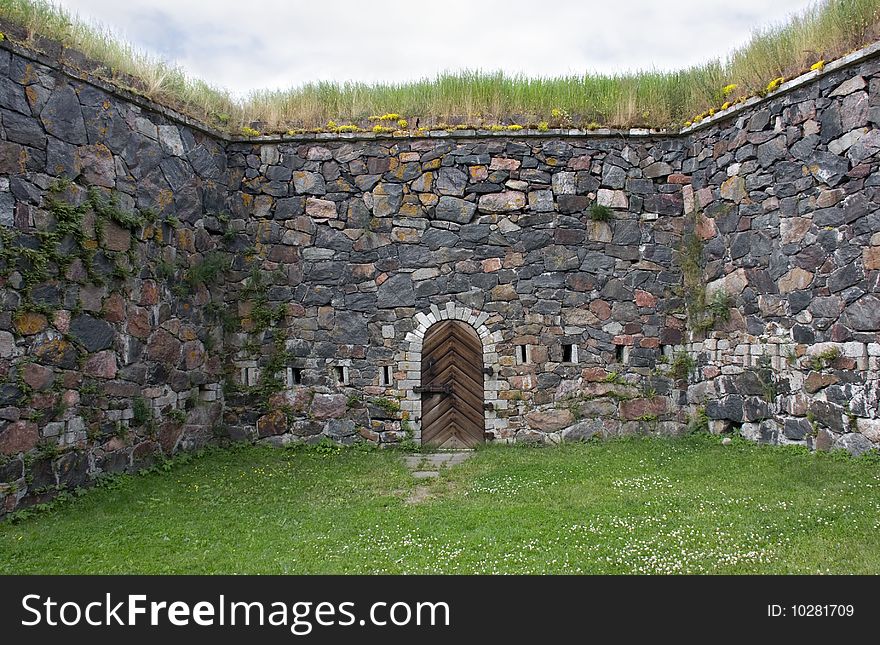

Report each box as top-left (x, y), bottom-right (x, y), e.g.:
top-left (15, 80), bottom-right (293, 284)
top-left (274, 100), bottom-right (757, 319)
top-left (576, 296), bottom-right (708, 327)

top-left (515, 344), bottom-right (531, 365)
top-left (562, 343), bottom-right (578, 363)
top-left (334, 366), bottom-right (349, 385)
top-left (380, 365), bottom-right (393, 386)
top-left (291, 367), bottom-right (303, 385)
top-left (615, 345), bottom-right (627, 364)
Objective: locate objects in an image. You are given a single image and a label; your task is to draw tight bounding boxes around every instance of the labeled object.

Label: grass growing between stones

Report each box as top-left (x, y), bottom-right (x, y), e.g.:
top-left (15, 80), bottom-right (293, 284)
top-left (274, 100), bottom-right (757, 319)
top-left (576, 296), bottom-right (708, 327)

top-left (1, 0), bottom-right (880, 131)
top-left (2, 435), bottom-right (880, 574)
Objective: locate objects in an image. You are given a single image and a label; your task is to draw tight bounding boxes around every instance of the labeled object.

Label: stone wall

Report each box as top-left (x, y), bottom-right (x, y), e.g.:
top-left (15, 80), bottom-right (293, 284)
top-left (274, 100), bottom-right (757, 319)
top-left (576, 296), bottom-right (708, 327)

top-left (0, 37), bottom-right (879, 516)
top-left (222, 134), bottom-right (690, 446)
top-left (683, 55), bottom-right (880, 454)
top-left (0, 41), bottom-right (231, 515)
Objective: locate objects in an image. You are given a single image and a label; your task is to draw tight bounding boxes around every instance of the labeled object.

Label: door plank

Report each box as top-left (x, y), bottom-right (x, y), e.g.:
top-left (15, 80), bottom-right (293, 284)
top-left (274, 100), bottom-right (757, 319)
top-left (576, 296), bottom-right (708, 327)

top-left (420, 321), bottom-right (485, 447)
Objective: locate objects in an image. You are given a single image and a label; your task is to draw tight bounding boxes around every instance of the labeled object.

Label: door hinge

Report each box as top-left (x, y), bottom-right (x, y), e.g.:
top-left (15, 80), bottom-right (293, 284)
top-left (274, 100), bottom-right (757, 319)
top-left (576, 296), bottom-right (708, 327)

top-left (414, 384), bottom-right (453, 394)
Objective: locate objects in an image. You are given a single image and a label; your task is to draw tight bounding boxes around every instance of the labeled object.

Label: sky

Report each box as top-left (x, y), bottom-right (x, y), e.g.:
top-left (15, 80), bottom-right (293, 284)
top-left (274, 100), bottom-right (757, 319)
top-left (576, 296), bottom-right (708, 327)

top-left (54, 0), bottom-right (818, 96)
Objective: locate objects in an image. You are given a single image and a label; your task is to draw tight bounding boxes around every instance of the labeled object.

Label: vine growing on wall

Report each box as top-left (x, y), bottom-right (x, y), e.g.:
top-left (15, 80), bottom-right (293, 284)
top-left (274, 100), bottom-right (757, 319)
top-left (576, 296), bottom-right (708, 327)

top-left (0, 179), bottom-right (148, 316)
top-left (217, 262), bottom-right (293, 410)
top-left (676, 210), bottom-right (733, 334)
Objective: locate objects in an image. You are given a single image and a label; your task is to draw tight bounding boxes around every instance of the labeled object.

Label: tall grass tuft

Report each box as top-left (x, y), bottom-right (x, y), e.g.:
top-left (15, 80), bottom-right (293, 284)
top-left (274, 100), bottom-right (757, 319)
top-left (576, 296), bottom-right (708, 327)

top-left (0, 0), bottom-right (244, 127)
top-left (1, 0), bottom-right (879, 132)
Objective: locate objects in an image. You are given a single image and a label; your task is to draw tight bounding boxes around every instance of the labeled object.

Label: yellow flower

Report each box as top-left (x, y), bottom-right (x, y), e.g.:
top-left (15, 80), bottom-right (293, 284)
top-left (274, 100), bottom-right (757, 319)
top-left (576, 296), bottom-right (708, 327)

top-left (722, 83), bottom-right (737, 95)
top-left (326, 120), bottom-right (338, 130)
top-left (538, 121), bottom-right (549, 132)
top-left (372, 124), bottom-right (394, 133)
top-left (506, 124), bottom-right (523, 131)
top-left (489, 124), bottom-right (504, 132)
top-left (240, 126), bottom-right (261, 137)
top-left (684, 121), bottom-right (693, 127)
top-left (766, 77), bottom-right (784, 92)
top-left (810, 60), bottom-right (825, 71)
top-left (397, 119), bottom-right (408, 129)
top-left (721, 101), bottom-right (731, 110)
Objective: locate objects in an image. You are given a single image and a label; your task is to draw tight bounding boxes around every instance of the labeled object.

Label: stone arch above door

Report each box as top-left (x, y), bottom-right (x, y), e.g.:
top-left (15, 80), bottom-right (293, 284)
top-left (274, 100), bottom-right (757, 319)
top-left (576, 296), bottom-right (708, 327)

top-left (397, 303), bottom-right (506, 444)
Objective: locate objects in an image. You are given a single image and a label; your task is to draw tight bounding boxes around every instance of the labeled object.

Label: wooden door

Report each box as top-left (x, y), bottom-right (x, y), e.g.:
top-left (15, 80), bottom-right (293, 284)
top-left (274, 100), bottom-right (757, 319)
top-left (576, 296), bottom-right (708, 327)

top-left (420, 321), bottom-right (484, 448)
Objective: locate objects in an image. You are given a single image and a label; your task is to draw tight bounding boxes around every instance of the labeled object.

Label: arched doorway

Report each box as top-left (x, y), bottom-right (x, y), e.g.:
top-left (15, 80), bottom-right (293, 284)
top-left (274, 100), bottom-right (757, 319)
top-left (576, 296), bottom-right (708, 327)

top-left (419, 320), bottom-right (485, 448)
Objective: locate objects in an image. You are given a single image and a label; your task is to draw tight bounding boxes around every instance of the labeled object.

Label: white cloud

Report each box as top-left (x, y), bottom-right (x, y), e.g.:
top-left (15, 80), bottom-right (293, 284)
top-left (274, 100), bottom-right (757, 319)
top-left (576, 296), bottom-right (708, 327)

top-left (54, 0), bottom-right (817, 96)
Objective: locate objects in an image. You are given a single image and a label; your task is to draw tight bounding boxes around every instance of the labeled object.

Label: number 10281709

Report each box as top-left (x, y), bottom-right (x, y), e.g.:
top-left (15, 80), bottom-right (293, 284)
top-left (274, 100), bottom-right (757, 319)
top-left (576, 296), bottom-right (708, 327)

top-left (768, 604), bottom-right (854, 617)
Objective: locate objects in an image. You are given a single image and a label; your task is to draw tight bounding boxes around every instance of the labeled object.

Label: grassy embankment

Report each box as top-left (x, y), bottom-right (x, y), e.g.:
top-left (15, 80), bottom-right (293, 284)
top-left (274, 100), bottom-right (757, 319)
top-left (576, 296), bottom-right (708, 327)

top-left (1, 0), bottom-right (879, 133)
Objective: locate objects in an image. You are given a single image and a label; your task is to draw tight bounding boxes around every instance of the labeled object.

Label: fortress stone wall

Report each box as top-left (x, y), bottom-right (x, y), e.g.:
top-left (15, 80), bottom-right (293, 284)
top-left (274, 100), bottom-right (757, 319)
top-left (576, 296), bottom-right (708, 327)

top-left (1, 37), bottom-right (879, 515)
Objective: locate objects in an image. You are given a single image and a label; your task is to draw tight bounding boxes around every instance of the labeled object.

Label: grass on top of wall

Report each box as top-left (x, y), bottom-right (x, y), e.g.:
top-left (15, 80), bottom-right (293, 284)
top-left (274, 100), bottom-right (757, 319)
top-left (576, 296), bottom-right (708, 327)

top-left (1, 0), bottom-right (879, 134)
top-left (2, 434), bottom-right (880, 574)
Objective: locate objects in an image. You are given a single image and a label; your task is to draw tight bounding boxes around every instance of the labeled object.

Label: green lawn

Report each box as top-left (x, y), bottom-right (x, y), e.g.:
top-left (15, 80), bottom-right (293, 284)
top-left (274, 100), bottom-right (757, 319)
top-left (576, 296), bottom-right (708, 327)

top-left (1, 435), bottom-right (879, 574)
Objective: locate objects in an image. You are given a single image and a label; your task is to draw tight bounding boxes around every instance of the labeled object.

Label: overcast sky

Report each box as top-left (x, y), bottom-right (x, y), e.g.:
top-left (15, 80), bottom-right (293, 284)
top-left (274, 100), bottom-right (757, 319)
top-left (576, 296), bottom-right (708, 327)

top-left (55, 0), bottom-right (817, 96)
